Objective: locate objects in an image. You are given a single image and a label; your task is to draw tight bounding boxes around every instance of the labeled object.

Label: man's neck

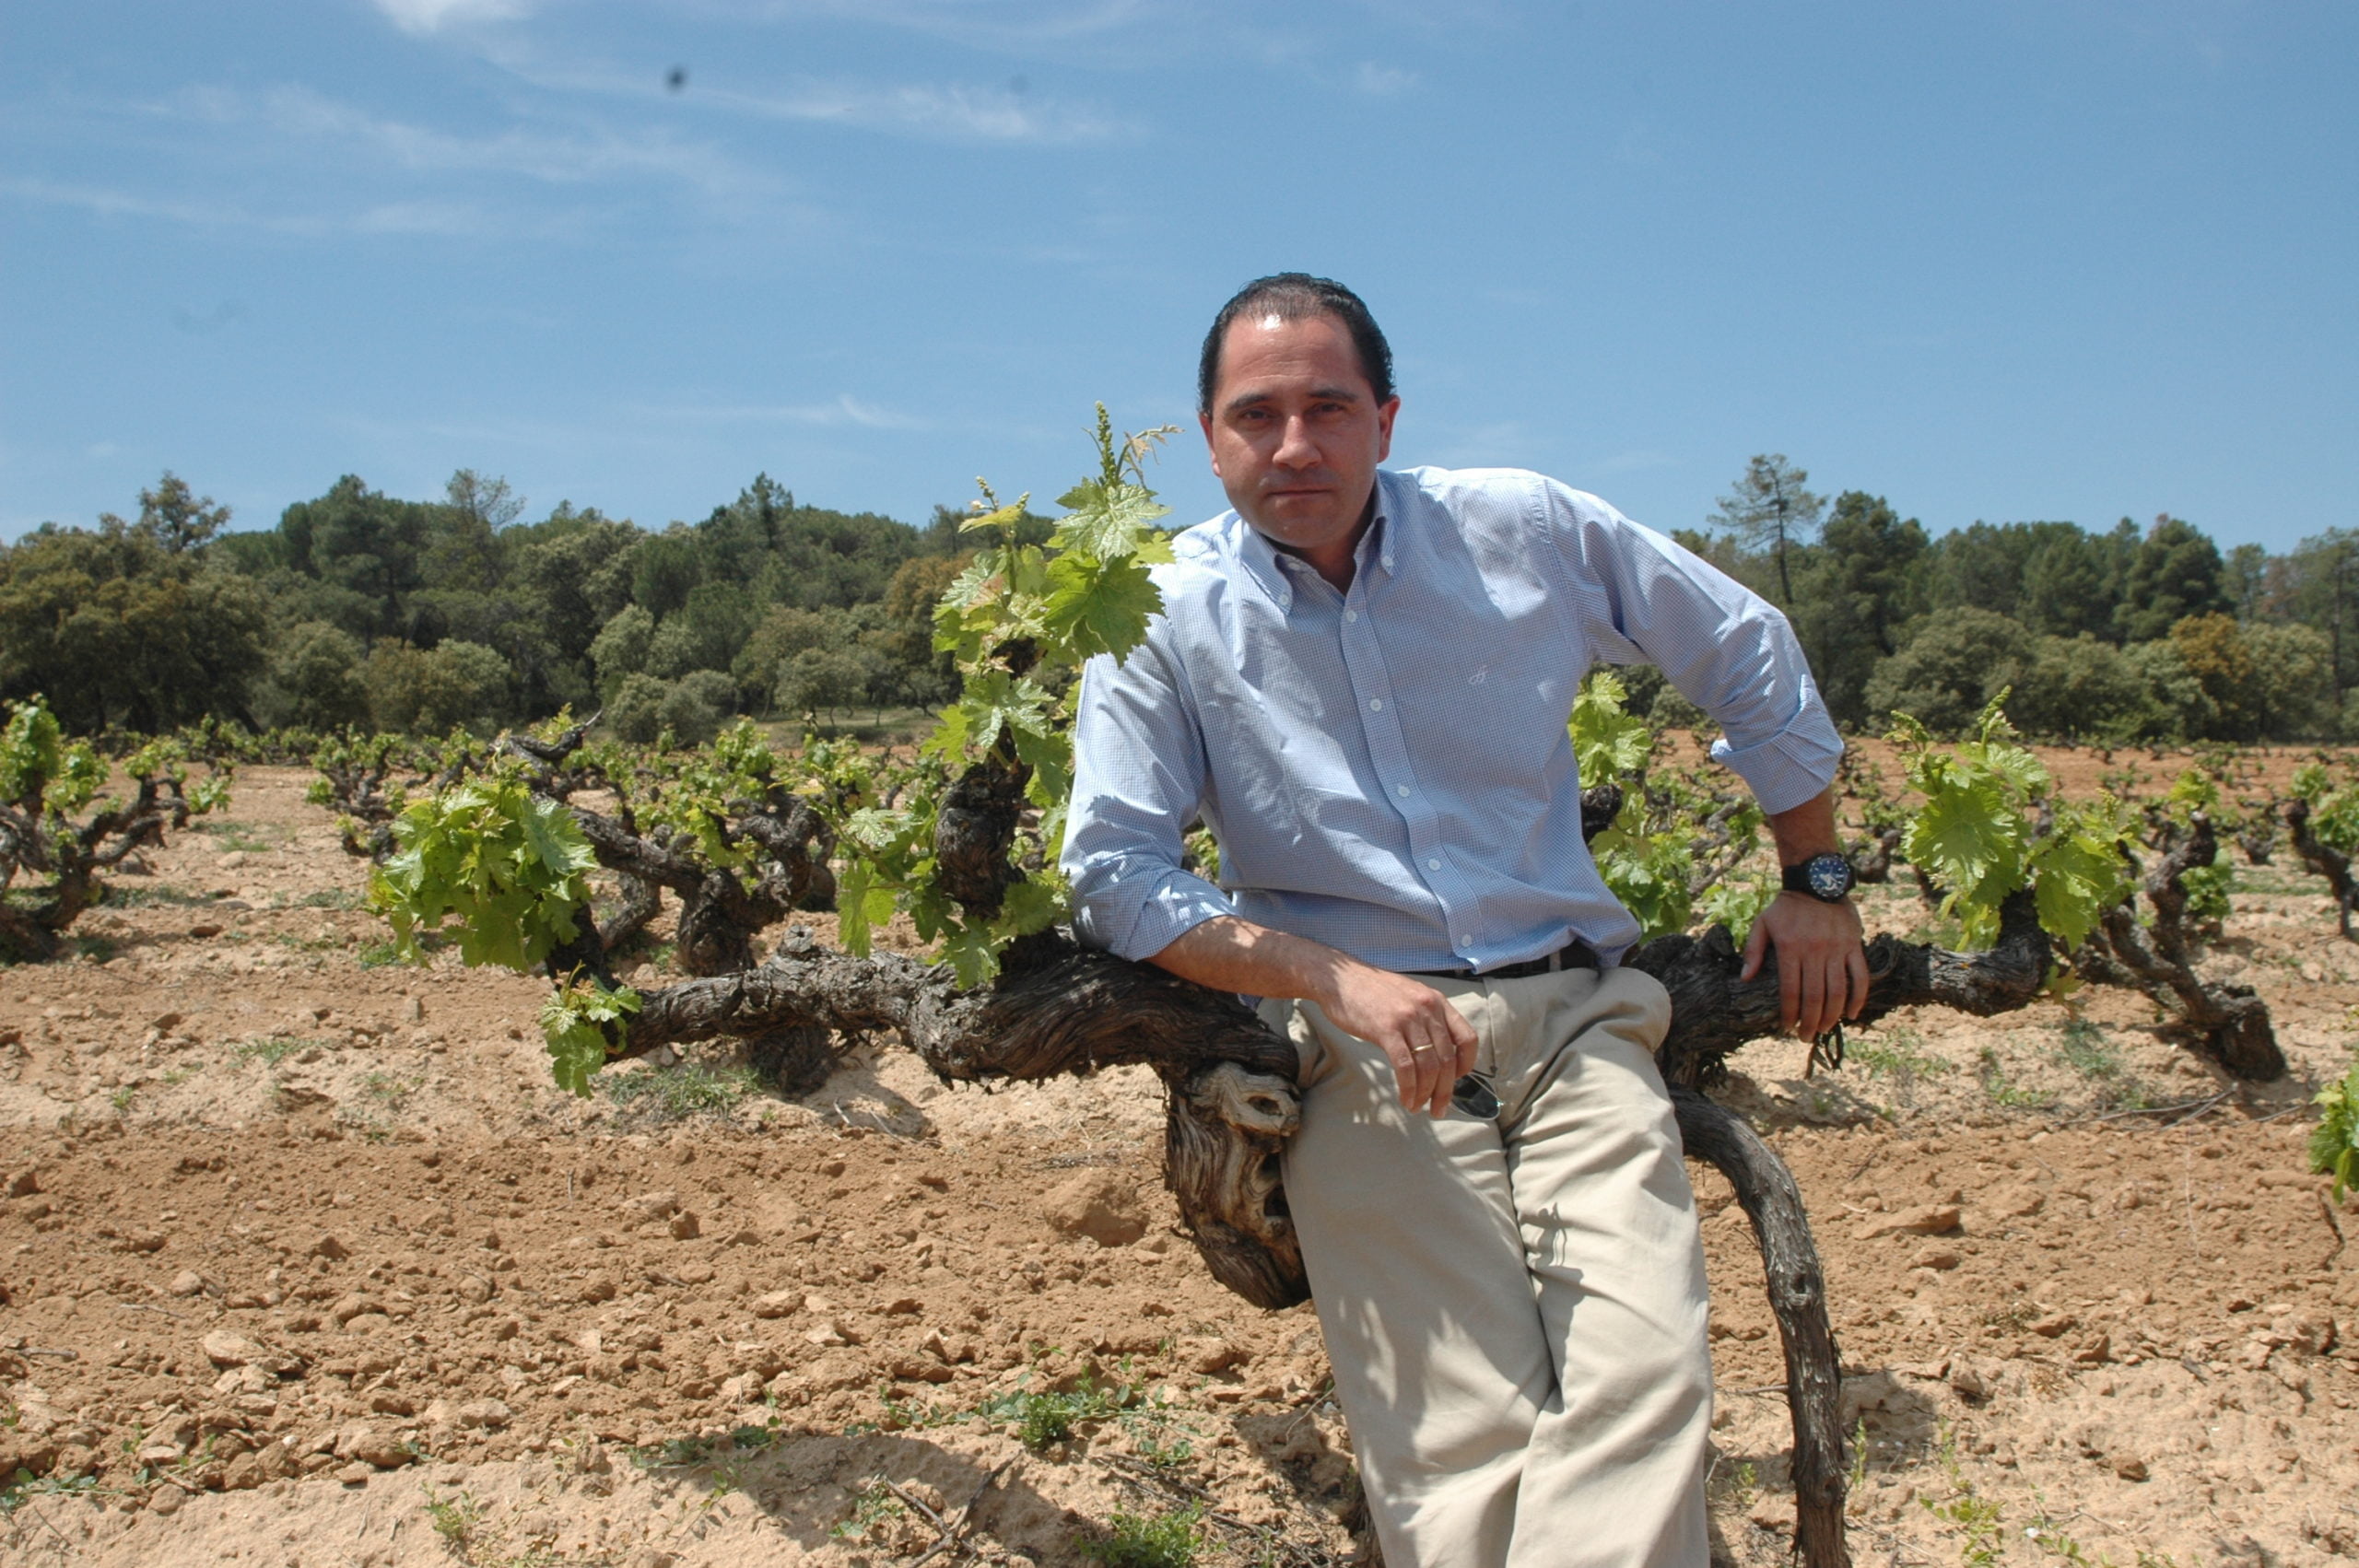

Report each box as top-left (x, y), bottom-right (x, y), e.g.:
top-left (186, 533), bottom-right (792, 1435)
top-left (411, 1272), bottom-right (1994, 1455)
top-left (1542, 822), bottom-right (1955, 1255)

top-left (1271, 486), bottom-right (1380, 592)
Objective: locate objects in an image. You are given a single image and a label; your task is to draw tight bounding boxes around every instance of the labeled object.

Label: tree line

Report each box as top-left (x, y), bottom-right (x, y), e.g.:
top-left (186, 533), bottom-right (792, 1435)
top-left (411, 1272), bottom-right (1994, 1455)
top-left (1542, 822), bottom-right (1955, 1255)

top-left (2, 459), bottom-right (2351, 744)
top-left (0, 471), bottom-right (971, 743)
top-left (1655, 454), bottom-right (2353, 743)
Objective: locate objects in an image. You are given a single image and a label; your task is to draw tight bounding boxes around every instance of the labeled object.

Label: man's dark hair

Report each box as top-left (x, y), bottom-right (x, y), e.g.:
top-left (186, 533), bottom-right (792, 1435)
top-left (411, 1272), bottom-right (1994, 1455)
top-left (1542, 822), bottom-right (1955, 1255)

top-left (1197, 273), bottom-right (1395, 415)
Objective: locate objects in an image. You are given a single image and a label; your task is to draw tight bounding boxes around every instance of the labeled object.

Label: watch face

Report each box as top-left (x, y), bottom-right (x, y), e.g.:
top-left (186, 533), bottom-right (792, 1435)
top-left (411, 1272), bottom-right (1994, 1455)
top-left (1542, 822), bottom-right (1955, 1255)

top-left (1807, 854), bottom-right (1852, 901)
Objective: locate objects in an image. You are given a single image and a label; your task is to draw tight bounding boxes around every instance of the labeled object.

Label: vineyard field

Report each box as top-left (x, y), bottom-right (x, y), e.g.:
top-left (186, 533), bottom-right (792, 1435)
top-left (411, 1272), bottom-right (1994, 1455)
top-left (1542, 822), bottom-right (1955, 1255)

top-left (3, 758), bottom-right (2358, 1567)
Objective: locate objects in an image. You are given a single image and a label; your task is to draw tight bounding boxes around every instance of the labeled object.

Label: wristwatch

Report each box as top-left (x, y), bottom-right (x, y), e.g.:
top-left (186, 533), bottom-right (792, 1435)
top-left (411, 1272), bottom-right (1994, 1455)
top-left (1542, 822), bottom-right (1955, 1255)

top-left (1782, 851), bottom-right (1856, 903)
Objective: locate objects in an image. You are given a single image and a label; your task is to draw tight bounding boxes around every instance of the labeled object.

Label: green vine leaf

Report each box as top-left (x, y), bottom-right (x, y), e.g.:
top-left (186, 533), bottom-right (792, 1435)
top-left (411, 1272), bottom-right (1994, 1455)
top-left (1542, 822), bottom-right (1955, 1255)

top-left (370, 774), bottom-right (596, 971)
top-left (540, 979), bottom-right (641, 1096)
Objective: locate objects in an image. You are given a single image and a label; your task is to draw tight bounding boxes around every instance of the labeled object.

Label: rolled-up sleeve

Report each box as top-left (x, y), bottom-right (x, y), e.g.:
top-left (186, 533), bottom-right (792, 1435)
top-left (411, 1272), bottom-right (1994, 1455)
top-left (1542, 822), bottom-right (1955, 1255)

top-left (1061, 632), bottom-right (1237, 960)
top-left (1546, 484), bottom-right (1844, 815)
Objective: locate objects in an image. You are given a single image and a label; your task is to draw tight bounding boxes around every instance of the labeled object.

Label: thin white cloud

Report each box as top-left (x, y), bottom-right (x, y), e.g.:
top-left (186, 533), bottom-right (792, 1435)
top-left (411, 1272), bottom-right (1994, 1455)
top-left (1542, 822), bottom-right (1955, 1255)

top-left (469, 42), bottom-right (1133, 146)
top-left (695, 0), bottom-right (1153, 49)
top-left (702, 77), bottom-right (1125, 143)
top-left (371, 0), bottom-right (534, 36)
top-left (252, 85), bottom-right (770, 199)
top-left (0, 174), bottom-right (585, 243)
top-left (0, 177), bottom-right (255, 229)
top-left (5, 81), bottom-right (825, 244)
top-left (641, 394), bottom-right (928, 430)
top-left (1354, 61), bottom-right (1417, 96)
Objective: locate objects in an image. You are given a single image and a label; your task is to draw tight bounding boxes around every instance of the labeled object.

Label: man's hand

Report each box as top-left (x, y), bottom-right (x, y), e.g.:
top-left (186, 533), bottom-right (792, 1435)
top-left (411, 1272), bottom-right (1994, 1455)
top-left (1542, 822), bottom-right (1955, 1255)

top-left (1740, 892), bottom-right (1869, 1040)
top-left (1310, 962), bottom-right (1480, 1120)
top-left (1144, 916), bottom-right (1476, 1119)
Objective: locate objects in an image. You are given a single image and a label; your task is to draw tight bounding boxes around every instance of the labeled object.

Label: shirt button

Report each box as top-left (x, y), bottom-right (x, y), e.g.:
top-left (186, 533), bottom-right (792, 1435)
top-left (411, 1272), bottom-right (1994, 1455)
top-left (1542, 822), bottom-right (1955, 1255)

top-left (1367, 697), bottom-right (1382, 712)
top-left (1394, 784), bottom-right (1410, 797)
top-left (1344, 609), bottom-right (1358, 623)
top-left (1427, 858), bottom-right (1441, 871)
top-left (1459, 934), bottom-right (1473, 947)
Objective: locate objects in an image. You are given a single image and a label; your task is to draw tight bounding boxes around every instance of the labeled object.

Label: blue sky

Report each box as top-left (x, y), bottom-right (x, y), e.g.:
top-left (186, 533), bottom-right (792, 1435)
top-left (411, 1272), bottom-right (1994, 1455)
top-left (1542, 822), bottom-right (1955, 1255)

top-left (4, 1), bottom-right (2353, 553)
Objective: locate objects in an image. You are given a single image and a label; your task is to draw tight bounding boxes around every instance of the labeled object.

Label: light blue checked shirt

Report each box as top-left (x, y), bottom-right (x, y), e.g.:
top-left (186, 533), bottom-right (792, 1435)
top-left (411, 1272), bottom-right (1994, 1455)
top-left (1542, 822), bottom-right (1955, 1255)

top-left (1061, 466), bottom-right (1843, 974)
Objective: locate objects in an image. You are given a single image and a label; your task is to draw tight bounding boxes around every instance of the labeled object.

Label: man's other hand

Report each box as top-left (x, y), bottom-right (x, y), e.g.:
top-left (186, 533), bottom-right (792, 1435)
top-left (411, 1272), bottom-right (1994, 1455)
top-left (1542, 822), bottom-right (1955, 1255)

top-left (1740, 892), bottom-right (1869, 1040)
top-left (1317, 964), bottom-right (1480, 1120)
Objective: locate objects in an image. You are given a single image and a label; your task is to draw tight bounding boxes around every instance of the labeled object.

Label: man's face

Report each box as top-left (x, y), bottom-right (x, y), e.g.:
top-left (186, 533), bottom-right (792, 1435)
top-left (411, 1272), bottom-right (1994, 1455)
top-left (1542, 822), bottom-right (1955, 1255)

top-left (1200, 310), bottom-right (1399, 571)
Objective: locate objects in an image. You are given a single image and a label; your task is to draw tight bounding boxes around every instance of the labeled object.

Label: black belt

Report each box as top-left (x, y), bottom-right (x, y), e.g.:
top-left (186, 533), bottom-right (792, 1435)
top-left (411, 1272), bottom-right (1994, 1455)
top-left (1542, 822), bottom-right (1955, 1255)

top-left (1411, 939), bottom-right (1601, 982)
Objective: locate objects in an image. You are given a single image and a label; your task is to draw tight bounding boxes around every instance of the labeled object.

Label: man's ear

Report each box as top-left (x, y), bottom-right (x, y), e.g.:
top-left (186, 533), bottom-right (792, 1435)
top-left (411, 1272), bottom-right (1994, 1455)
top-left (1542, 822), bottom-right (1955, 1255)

top-left (1200, 411), bottom-right (1223, 480)
top-left (1374, 397), bottom-right (1401, 464)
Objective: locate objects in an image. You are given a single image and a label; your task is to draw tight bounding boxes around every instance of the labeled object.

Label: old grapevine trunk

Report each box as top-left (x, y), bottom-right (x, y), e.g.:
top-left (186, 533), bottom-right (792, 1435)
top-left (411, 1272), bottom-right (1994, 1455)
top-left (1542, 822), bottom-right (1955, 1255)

top-left (2072, 813), bottom-right (2285, 1081)
top-left (622, 930), bottom-right (1310, 1305)
top-left (0, 772), bottom-right (205, 963)
top-left (1675, 1089), bottom-right (1848, 1567)
top-left (2283, 796), bottom-right (2357, 942)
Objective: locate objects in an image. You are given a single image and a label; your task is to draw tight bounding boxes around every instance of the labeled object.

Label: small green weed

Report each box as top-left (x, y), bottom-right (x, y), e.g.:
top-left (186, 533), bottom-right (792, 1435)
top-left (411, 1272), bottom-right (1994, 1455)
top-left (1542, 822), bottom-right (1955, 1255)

top-left (2023, 1492), bottom-right (2160, 1562)
top-left (104, 883), bottom-right (210, 908)
top-left (72, 934), bottom-right (119, 964)
top-left (356, 939), bottom-right (410, 968)
top-left (196, 823), bottom-right (275, 853)
top-left (599, 1062), bottom-right (762, 1122)
top-left (2055, 1018), bottom-right (2120, 1078)
top-left (626, 1419), bottom-right (784, 1472)
top-left (361, 1071), bottom-right (424, 1109)
top-left (1129, 1411), bottom-right (1198, 1472)
top-left (1, 1469), bottom-right (106, 1515)
top-left (2052, 1019), bottom-right (2154, 1111)
top-left (233, 1035), bottom-right (319, 1068)
top-left (293, 888), bottom-right (366, 910)
top-left (1079, 1504), bottom-right (1205, 1568)
top-left (108, 1085), bottom-right (136, 1113)
top-left (857, 1363), bottom-right (1189, 1459)
top-left (1922, 1424), bottom-right (2005, 1566)
top-left (1730, 1459), bottom-right (1758, 1508)
top-left (829, 1480), bottom-right (907, 1543)
top-left (422, 1481), bottom-right (484, 1548)
top-left (980, 1372), bottom-right (1140, 1451)
top-left (1846, 1416), bottom-right (1871, 1495)
top-left (1977, 1047), bottom-right (2055, 1110)
top-left (863, 1385), bottom-right (968, 1433)
top-left (1850, 1027), bottom-right (1949, 1082)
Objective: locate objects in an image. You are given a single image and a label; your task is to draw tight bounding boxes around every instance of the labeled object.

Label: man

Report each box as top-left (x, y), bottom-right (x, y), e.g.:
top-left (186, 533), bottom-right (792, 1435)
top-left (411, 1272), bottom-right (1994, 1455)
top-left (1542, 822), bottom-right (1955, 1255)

top-left (1060, 274), bottom-right (1866, 1567)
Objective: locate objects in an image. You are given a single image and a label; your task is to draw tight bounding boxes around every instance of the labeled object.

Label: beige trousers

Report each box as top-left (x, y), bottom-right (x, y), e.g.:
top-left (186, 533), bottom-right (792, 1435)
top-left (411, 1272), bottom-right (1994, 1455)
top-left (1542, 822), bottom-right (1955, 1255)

top-left (1267, 964), bottom-right (1712, 1568)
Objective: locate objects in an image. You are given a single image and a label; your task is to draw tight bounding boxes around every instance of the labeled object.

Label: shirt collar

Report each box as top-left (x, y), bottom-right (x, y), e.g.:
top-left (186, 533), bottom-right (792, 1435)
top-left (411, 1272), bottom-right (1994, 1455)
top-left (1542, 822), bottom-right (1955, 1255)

top-left (1231, 472), bottom-right (1399, 615)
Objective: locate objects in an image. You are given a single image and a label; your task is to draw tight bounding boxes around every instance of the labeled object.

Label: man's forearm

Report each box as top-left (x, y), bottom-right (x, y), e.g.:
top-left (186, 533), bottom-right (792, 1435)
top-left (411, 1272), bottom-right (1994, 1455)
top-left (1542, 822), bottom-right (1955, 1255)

top-left (1764, 787), bottom-right (1843, 867)
top-left (1144, 915), bottom-right (1367, 1011)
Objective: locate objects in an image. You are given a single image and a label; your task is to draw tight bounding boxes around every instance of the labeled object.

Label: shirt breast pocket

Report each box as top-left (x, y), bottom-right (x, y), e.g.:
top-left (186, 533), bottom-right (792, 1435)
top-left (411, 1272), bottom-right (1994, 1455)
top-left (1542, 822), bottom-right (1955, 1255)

top-left (1191, 686), bottom-right (1347, 873)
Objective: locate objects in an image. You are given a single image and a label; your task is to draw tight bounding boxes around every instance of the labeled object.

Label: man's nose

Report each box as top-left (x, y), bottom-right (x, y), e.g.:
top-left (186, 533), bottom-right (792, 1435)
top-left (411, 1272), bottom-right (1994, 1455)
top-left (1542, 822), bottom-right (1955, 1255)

top-left (1273, 415), bottom-right (1320, 467)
